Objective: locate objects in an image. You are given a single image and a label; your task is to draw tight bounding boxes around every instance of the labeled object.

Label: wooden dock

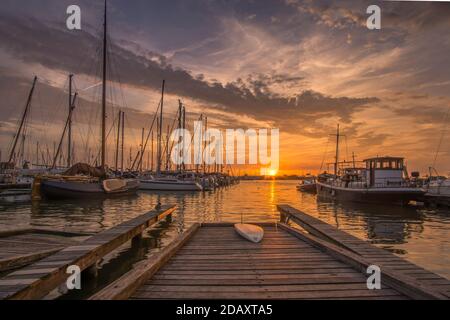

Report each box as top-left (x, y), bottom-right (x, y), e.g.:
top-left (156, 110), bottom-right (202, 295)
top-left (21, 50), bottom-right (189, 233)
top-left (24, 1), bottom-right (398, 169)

top-left (1, 204), bottom-right (448, 300)
top-left (0, 205), bottom-right (176, 300)
top-left (90, 205), bottom-right (450, 300)
top-left (0, 228), bottom-right (86, 273)
top-left (277, 205), bottom-right (450, 299)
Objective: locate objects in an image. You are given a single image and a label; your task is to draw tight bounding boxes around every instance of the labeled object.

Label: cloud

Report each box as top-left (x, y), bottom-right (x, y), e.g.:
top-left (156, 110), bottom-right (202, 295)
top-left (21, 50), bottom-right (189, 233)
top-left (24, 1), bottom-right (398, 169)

top-left (0, 14), bottom-right (377, 135)
top-left (355, 131), bottom-right (390, 148)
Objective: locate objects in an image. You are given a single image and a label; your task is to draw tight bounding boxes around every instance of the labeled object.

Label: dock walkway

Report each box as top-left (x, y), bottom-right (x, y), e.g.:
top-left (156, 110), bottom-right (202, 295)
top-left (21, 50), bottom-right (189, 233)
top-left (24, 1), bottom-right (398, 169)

top-left (92, 205), bottom-right (449, 300)
top-left (277, 205), bottom-right (450, 299)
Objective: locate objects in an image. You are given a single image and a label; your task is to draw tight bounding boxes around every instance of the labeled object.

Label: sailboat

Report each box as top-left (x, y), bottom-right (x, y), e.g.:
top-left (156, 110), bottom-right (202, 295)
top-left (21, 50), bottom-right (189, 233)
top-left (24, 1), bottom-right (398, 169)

top-left (140, 172), bottom-right (203, 192)
top-left (39, 0), bottom-right (139, 200)
top-left (139, 90), bottom-right (202, 192)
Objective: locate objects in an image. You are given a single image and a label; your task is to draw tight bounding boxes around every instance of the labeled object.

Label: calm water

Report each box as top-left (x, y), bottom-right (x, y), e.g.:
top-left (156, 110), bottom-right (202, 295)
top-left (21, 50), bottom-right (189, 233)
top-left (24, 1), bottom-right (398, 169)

top-left (1, 180), bottom-right (449, 293)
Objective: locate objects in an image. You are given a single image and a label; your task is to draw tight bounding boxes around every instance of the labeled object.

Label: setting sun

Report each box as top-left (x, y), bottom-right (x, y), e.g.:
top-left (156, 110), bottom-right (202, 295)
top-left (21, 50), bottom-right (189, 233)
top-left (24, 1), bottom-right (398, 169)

top-left (269, 169), bottom-right (278, 176)
top-left (261, 168), bottom-right (279, 176)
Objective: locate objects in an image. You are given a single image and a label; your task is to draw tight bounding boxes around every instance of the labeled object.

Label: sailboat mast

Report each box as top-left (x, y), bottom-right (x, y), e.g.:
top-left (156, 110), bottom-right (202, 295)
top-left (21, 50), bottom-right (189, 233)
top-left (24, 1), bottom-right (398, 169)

top-left (334, 124), bottom-right (340, 176)
top-left (165, 125), bottom-right (170, 171)
top-left (151, 131), bottom-right (154, 172)
top-left (68, 74), bottom-right (73, 168)
top-left (9, 76), bottom-right (37, 164)
top-left (156, 80), bottom-right (165, 175)
top-left (101, 0), bottom-right (108, 169)
top-left (203, 116), bottom-right (208, 174)
top-left (115, 110), bottom-right (121, 170)
top-left (121, 112), bottom-right (125, 173)
top-left (140, 128), bottom-right (145, 172)
top-left (177, 100), bottom-right (182, 172)
top-left (52, 89), bottom-right (77, 170)
top-left (182, 105), bottom-right (186, 172)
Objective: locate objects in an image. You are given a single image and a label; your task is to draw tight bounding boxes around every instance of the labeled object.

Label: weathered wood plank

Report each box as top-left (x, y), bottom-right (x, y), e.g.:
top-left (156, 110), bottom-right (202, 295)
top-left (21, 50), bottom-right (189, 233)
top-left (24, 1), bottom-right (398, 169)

top-left (0, 205), bottom-right (176, 300)
top-left (90, 223), bottom-right (199, 300)
top-left (0, 248), bottom-right (64, 273)
top-left (126, 223), bottom-right (409, 300)
top-left (277, 204), bottom-right (450, 298)
top-left (278, 222), bottom-right (447, 300)
top-left (139, 283), bottom-right (390, 292)
top-left (132, 288), bottom-right (403, 300)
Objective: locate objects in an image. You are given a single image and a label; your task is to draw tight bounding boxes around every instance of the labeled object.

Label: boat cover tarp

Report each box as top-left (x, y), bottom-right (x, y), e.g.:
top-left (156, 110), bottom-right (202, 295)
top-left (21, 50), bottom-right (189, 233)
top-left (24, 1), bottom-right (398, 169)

top-left (63, 163), bottom-right (106, 178)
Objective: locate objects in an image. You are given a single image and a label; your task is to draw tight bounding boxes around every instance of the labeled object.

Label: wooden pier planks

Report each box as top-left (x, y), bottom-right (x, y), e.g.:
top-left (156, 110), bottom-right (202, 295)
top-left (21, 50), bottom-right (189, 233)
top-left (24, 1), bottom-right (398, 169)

top-left (105, 224), bottom-right (407, 300)
top-left (0, 205), bottom-right (176, 300)
top-left (277, 204), bottom-right (450, 299)
top-left (0, 229), bottom-right (84, 273)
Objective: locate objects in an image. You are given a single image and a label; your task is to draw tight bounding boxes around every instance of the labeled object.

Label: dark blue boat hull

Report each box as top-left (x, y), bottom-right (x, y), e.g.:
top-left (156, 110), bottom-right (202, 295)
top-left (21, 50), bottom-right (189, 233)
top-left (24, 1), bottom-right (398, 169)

top-left (40, 180), bottom-right (138, 200)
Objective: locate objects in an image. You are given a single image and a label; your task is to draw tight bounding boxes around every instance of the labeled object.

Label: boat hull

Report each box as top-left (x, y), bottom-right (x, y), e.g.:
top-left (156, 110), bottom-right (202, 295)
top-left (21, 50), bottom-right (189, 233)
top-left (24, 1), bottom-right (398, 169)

top-left (297, 183), bottom-right (317, 193)
top-left (139, 180), bottom-right (203, 191)
top-left (424, 194), bottom-right (450, 207)
top-left (40, 180), bottom-right (139, 200)
top-left (0, 189), bottom-right (31, 203)
top-left (316, 182), bottom-right (424, 205)
top-left (234, 224), bottom-right (264, 243)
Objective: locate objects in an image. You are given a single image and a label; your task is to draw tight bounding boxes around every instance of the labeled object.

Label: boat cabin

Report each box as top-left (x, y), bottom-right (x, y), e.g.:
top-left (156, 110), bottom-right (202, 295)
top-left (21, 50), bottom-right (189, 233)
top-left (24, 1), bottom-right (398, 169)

top-left (364, 157), bottom-right (405, 187)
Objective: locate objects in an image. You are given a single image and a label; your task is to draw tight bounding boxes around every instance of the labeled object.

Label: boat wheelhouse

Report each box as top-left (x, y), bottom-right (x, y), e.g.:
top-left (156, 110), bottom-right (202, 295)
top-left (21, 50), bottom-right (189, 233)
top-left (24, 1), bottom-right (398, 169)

top-left (364, 157), bottom-right (406, 188)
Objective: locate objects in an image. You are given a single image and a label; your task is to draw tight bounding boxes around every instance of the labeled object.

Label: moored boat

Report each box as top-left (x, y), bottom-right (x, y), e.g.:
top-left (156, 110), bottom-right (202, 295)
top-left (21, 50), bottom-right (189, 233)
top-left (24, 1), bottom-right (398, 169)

top-left (37, 2), bottom-right (139, 200)
top-left (296, 176), bottom-right (317, 193)
top-left (317, 157), bottom-right (424, 205)
top-left (140, 173), bottom-right (202, 191)
top-left (316, 125), bottom-right (423, 205)
top-left (0, 188), bottom-right (32, 203)
top-left (39, 164), bottom-right (139, 200)
top-left (424, 177), bottom-right (450, 207)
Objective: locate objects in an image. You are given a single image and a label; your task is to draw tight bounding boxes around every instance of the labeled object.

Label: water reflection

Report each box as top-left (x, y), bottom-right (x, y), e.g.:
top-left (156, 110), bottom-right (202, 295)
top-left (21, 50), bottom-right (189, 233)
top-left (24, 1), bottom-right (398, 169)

top-left (0, 180), bottom-right (449, 280)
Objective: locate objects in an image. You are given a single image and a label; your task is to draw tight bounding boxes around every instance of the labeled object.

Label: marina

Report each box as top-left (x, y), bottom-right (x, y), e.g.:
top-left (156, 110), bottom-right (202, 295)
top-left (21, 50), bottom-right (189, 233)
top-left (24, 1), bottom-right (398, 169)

top-left (0, 0), bottom-right (449, 304)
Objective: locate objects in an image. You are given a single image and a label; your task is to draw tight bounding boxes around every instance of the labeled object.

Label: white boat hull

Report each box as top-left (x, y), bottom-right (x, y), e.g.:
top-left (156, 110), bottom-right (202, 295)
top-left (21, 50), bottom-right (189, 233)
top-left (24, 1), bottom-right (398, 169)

top-left (234, 224), bottom-right (264, 243)
top-left (139, 179), bottom-right (203, 191)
